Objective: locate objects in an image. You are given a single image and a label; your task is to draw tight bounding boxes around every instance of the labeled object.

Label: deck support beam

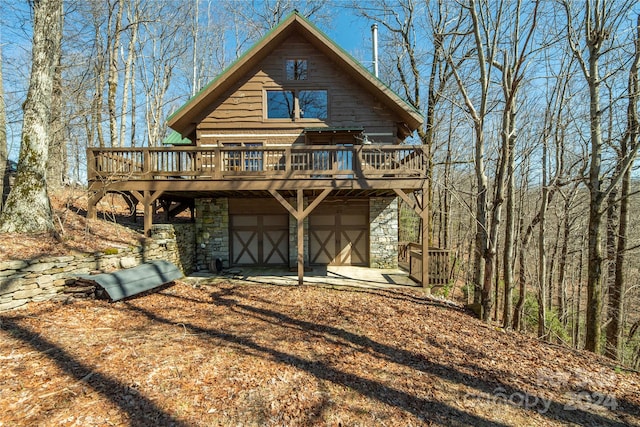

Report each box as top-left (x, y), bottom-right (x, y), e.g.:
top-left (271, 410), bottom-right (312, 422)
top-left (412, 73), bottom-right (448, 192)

top-left (87, 189), bottom-right (105, 220)
top-left (395, 181), bottom-right (430, 292)
top-left (421, 180), bottom-right (430, 293)
top-left (269, 188), bottom-right (332, 285)
top-left (297, 189), bottom-right (304, 285)
top-left (131, 190), bottom-right (164, 237)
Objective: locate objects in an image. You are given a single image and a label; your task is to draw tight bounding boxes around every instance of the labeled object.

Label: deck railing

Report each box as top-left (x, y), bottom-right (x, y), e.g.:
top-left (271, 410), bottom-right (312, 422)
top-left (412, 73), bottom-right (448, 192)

top-left (87, 145), bottom-right (427, 181)
top-left (398, 242), bottom-right (453, 285)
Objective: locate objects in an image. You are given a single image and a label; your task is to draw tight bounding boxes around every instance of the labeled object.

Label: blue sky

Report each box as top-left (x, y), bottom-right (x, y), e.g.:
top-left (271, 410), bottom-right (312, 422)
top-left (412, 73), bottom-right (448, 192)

top-left (328, 9), bottom-right (374, 62)
top-left (0, 1), bottom-right (379, 161)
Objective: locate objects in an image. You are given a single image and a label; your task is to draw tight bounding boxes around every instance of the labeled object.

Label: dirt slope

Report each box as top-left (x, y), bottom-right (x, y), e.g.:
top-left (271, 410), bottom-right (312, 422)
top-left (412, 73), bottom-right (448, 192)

top-left (0, 188), bottom-right (142, 261)
top-left (1, 281), bottom-right (638, 426)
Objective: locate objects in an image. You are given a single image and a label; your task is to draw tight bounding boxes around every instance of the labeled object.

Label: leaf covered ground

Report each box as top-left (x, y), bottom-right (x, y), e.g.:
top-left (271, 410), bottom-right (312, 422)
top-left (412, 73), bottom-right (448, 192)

top-left (0, 188), bottom-right (143, 261)
top-left (1, 280), bottom-right (639, 426)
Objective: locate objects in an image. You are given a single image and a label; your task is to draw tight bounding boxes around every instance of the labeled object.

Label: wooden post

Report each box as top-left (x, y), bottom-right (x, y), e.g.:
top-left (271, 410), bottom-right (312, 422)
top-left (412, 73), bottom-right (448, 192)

top-left (87, 189), bottom-right (103, 220)
top-left (421, 181), bottom-right (430, 293)
top-left (268, 188), bottom-right (331, 286)
top-left (214, 147), bottom-right (222, 179)
top-left (354, 145), bottom-right (363, 176)
top-left (297, 189), bottom-right (304, 285)
top-left (86, 149), bottom-right (96, 180)
top-left (285, 147), bottom-right (292, 172)
top-left (131, 190), bottom-right (163, 237)
top-left (143, 150), bottom-right (151, 179)
top-left (144, 190), bottom-right (153, 237)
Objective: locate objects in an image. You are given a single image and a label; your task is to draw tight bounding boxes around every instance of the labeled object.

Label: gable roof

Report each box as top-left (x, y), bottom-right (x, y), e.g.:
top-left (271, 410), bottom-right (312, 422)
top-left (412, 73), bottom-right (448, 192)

top-left (167, 12), bottom-right (424, 137)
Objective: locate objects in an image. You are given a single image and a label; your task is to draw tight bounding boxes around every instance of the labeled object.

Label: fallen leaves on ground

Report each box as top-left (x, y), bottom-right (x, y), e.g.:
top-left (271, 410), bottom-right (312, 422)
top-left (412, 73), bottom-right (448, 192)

top-left (1, 281), bottom-right (639, 426)
top-left (0, 188), bottom-right (143, 261)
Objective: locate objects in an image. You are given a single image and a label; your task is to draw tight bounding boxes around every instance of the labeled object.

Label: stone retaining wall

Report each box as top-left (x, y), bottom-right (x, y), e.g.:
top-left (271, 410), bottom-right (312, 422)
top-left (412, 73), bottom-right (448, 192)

top-left (0, 223), bottom-right (196, 312)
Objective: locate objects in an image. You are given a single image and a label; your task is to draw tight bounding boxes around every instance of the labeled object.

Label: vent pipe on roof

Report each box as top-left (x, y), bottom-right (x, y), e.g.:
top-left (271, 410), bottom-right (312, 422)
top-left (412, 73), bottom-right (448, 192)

top-left (371, 24), bottom-right (379, 78)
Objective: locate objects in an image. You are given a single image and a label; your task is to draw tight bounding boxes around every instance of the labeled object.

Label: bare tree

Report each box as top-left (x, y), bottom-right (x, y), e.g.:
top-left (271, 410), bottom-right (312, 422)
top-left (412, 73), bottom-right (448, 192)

top-left (486, 0), bottom-right (539, 328)
top-left (355, 0), bottom-right (458, 262)
top-left (0, 0), bottom-right (63, 233)
top-left (0, 43), bottom-right (7, 211)
top-left (563, 0), bottom-right (640, 353)
top-left (139, 3), bottom-right (188, 146)
top-left (442, 0), bottom-right (503, 319)
top-left (118, 0), bottom-right (140, 147)
top-left (107, 0), bottom-right (125, 146)
top-left (46, 16), bottom-right (66, 189)
top-left (606, 14), bottom-right (640, 360)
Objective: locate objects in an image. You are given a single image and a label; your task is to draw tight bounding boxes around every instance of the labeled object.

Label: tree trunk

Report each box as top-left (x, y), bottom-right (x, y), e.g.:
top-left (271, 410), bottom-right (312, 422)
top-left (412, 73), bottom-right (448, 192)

top-left (557, 196), bottom-right (572, 327)
top-left (547, 223), bottom-right (561, 311)
top-left (92, 13), bottom-right (106, 149)
top-left (502, 133), bottom-right (515, 328)
top-left (46, 35), bottom-right (66, 189)
top-left (476, 126), bottom-right (489, 316)
top-left (0, 0), bottom-right (63, 233)
top-left (574, 245), bottom-right (585, 348)
top-left (605, 165), bottom-right (629, 360)
top-left (119, 1), bottom-right (139, 147)
top-left (108, 0), bottom-right (125, 147)
top-left (538, 137), bottom-right (548, 338)
top-left (606, 19), bottom-right (639, 359)
top-left (584, 44), bottom-right (605, 353)
top-left (514, 217), bottom-right (531, 332)
top-left (604, 183), bottom-right (620, 355)
top-left (0, 44), bottom-right (7, 211)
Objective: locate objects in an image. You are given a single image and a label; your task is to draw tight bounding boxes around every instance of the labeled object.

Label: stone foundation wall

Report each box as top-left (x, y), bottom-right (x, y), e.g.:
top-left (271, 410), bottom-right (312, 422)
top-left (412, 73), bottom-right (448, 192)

top-left (195, 198), bottom-right (229, 271)
top-left (369, 197), bottom-right (398, 268)
top-left (0, 223), bottom-right (196, 312)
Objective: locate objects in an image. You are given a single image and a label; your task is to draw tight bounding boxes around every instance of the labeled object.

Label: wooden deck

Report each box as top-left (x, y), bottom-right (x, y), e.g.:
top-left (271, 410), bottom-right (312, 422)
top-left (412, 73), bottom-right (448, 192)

top-left (398, 242), bottom-right (453, 286)
top-left (87, 145), bottom-right (427, 192)
top-left (86, 144), bottom-right (432, 289)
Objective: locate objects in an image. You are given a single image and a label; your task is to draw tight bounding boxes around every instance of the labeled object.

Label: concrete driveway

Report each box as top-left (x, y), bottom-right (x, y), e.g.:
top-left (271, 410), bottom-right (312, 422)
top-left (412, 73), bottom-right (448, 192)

top-left (188, 266), bottom-right (421, 290)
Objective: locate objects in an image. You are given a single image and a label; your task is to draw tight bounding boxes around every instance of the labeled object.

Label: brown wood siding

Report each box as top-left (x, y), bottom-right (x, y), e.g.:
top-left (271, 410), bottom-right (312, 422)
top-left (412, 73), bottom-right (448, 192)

top-left (229, 198), bottom-right (288, 215)
top-left (197, 34), bottom-right (400, 146)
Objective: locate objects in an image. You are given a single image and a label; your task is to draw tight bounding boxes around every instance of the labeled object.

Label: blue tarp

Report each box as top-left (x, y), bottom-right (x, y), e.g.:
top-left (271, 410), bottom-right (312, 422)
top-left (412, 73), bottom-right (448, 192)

top-left (78, 260), bottom-right (183, 301)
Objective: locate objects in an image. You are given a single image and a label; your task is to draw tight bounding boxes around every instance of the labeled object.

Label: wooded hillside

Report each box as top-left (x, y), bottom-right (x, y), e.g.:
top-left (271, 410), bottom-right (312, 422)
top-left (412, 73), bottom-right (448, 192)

top-left (1, 280), bottom-right (639, 426)
top-left (1, 0), bottom-right (640, 366)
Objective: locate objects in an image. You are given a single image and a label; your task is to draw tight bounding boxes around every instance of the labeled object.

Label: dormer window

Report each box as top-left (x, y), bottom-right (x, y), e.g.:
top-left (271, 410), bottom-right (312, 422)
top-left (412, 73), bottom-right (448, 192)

top-left (286, 59), bottom-right (308, 80)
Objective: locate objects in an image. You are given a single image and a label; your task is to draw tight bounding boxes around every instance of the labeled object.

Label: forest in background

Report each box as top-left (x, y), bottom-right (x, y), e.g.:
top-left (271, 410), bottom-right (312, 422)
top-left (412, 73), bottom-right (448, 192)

top-left (1, 0), bottom-right (640, 367)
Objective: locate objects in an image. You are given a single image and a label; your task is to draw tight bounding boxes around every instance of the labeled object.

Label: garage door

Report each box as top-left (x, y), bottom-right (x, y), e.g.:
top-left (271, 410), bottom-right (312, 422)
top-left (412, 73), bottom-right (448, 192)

top-left (229, 199), bottom-right (288, 266)
top-left (309, 202), bottom-right (368, 266)
top-left (231, 215), bottom-right (288, 266)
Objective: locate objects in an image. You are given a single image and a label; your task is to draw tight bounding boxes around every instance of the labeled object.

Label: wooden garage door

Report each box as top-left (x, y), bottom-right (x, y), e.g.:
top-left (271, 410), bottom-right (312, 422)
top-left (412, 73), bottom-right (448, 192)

top-left (229, 199), bottom-right (289, 266)
top-left (309, 202), bottom-right (368, 266)
top-left (231, 215), bottom-right (288, 266)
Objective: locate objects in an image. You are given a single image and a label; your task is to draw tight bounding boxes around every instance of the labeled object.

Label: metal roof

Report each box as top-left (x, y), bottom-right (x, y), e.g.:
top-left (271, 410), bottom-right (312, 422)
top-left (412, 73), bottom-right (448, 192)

top-left (163, 131), bottom-right (193, 146)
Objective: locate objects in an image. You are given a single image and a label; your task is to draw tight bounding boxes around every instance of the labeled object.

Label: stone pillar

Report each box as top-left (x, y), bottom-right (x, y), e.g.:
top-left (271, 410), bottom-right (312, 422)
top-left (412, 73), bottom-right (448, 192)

top-left (369, 197), bottom-right (398, 268)
top-left (195, 198), bottom-right (229, 271)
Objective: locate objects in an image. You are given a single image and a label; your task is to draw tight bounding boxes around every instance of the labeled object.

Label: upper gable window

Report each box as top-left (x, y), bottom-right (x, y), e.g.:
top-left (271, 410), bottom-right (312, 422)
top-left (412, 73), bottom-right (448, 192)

top-left (265, 89), bottom-right (328, 121)
top-left (286, 59), bottom-right (308, 80)
top-left (266, 90), bottom-right (295, 119)
top-left (299, 90), bottom-right (327, 119)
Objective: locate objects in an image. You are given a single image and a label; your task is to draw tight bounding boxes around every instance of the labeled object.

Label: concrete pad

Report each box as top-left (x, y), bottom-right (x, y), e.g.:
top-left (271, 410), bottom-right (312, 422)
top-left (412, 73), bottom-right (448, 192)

top-left (187, 266), bottom-right (421, 290)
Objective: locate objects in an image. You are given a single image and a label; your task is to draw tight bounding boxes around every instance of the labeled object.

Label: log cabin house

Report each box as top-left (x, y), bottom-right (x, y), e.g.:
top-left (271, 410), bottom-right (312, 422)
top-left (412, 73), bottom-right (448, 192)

top-left (86, 12), bottom-right (432, 286)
